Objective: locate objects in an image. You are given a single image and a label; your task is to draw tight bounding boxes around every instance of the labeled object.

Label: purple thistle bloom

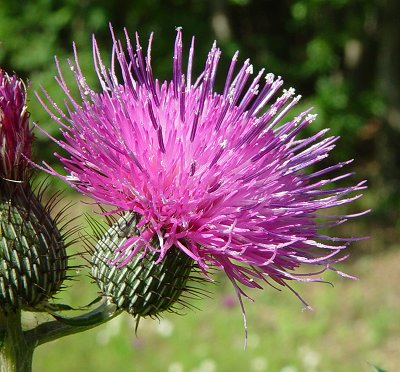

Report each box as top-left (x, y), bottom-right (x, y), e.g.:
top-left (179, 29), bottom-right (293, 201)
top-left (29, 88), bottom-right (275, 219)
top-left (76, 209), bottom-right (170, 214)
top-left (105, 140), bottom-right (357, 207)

top-left (1, 69), bottom-right (33, 182)
top-left (37, 27), bottom-right (366, 316)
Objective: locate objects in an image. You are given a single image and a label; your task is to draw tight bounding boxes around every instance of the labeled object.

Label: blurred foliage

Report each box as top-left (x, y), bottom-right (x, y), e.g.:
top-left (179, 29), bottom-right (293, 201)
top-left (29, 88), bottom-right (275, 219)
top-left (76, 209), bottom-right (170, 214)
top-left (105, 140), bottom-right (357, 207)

top-left (1, 0), bottom-right (399, 248)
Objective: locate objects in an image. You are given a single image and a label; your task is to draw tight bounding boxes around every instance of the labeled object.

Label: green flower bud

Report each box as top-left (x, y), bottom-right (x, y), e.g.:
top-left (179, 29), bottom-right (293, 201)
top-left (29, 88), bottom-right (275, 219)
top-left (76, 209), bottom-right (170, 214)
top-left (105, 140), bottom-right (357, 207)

top-left (0, 183), bottom-right (67, 311)
top-left (91, 213), bottom-right (195, 317)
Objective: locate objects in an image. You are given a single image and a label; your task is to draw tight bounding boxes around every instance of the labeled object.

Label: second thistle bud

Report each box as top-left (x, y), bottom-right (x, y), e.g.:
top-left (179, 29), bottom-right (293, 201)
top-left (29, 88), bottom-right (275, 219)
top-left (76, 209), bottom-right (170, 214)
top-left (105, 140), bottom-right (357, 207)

top-left (0, 70), bottom-right (68, 312)
top-left (91, 212), bottom-right (195, 317)
top-left (0, 184), bottom-right (67, 311)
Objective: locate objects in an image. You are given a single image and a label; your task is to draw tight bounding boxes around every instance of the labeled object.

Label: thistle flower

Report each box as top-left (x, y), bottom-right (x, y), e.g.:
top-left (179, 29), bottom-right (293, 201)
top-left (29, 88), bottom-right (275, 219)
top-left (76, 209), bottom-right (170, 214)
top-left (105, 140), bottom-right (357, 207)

top-left (37, 28), bottom-right (366, 322)
top-left (0, 70), bottom-right (68, 312)
top-left (0, 69), bottom-right (33, 182)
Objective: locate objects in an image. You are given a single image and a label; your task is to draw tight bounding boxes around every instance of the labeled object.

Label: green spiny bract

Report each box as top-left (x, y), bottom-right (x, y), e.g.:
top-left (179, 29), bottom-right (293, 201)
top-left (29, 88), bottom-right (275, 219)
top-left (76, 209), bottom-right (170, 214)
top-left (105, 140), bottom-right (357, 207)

top-left (0, 181), bottom-right (68, 312)
top-left (91, 212), bottom-right (196, 318)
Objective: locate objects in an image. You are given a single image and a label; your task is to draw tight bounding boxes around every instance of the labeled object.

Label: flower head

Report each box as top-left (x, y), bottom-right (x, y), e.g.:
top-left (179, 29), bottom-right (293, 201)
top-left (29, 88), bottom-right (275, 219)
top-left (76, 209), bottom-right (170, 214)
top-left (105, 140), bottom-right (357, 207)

top-left (0, 69), bottom-right (33, 182)
top-left (37, 27), bottom-right (366, 315)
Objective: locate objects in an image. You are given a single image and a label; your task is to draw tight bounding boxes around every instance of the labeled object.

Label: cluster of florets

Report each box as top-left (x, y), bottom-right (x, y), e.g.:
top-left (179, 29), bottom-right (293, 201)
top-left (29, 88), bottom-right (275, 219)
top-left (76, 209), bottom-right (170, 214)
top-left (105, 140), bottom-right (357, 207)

top-left (0, 69), bottom-right (32, 182)
top-left (36, 28), bottom-right (366, 312)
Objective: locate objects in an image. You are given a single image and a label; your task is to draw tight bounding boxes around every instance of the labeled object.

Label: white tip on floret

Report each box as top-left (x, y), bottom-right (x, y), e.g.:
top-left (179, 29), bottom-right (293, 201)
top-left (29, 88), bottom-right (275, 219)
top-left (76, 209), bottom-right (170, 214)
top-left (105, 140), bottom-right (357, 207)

top-left (294, 115), bottom-right (302, 124)
top-left (246, 65), bottom-right (253, 75)
top-left (227, 86), bottom-right (235, 102)
top-left (269, 107), bottom-right (278, 116)
top-left (294, 94), bottom-right (302, 103)
top-left (251, 85), bottom-right (259, 95)
top-left (66, 175), bottom-right (80, 182)
top-left (78, 76), bottom-right (87, 88)
top-left (306, 113), bottom-right (318, 122)
top-left (282, 87), bottom-right (296, 99)
top-left (265, 73), bottom-right (275, 84)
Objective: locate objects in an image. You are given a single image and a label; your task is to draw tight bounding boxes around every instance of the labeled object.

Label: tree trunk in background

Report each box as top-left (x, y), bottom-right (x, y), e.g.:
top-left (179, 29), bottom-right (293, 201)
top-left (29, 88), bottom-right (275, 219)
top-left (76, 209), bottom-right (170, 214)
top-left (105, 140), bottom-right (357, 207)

top-left (377, 0), bottom-right (400, 197)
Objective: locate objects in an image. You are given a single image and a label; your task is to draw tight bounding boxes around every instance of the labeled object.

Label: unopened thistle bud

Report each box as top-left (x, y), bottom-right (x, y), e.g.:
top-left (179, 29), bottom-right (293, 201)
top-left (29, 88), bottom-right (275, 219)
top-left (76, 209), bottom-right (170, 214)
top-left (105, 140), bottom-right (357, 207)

top-left (91, 213), bottom-right (195, 317)
top-left (0, 69), bottom-right (67, 312)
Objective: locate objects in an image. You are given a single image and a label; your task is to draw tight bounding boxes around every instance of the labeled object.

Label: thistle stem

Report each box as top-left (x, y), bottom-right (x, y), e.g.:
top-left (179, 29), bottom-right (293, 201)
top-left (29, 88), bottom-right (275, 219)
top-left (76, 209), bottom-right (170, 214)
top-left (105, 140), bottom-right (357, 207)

top-left (0, 310), bottom-right (34, 372)
top-left (25, 299), bottom-right (121, 346)
top-left (0, 300), bottom-right (120, 371)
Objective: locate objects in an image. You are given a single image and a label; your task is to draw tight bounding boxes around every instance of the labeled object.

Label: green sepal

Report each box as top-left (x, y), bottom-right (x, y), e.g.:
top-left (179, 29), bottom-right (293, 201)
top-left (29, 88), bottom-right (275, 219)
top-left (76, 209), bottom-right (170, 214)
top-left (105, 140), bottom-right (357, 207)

top-left (50, 299), bottom-right (119, 327)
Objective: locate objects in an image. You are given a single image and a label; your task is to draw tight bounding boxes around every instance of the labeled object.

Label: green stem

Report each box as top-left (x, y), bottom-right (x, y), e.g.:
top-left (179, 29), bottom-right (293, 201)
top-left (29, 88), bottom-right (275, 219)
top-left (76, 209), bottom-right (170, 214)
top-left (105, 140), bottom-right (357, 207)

top-left (0, 299), bottom-right (120, 371)
top-left (0, 310), bottom-right (34, 372)
top-left (25, 300), bottom-right (121, 346)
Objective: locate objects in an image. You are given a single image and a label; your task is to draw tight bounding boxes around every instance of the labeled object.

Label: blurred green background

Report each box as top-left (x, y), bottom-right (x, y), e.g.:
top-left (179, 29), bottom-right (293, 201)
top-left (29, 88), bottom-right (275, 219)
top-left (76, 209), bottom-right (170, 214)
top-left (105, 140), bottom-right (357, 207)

top-left (1, 0), bottom-right (399, 371)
